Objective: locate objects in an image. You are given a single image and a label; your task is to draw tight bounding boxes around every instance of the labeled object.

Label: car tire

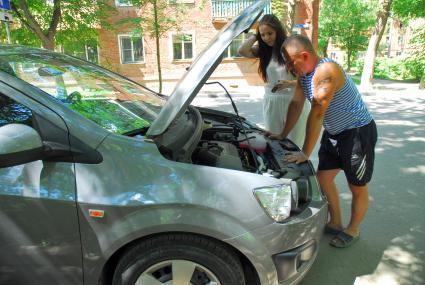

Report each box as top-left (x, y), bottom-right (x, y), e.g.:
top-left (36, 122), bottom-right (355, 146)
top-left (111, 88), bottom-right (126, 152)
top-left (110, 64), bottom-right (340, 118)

top-left (112, 233), bottom-right (245, 285)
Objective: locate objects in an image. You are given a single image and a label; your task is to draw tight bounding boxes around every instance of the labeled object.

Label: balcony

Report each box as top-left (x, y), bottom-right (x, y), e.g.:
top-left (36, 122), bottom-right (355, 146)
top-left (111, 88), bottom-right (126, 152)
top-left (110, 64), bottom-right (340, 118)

top-left (211, 0), bottom-right (272, 21)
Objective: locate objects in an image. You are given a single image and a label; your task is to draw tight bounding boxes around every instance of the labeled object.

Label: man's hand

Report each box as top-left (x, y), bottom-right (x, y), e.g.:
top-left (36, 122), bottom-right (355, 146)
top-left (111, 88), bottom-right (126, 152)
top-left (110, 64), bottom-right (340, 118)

top-left (283, 151), bottom-right (308, 164)
top-left (264, 131), bottom-right (285, 140)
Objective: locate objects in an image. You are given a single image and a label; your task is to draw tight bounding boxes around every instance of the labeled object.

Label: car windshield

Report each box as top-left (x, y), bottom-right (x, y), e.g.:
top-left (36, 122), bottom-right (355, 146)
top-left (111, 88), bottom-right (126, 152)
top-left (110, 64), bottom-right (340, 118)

top-left (0, 52), bottom-right (165, 134)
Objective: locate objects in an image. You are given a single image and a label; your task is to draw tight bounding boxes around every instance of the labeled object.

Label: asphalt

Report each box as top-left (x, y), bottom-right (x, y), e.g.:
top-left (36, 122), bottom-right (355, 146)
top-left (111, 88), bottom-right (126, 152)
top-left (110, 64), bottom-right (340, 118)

top-left (192, 79), bottom-right (425, 285)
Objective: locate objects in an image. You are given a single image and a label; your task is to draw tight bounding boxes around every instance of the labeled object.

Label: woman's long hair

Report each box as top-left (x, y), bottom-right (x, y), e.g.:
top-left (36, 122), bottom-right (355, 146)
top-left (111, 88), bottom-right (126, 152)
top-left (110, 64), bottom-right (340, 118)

top-left (256, 14), bottom-right (287, 82)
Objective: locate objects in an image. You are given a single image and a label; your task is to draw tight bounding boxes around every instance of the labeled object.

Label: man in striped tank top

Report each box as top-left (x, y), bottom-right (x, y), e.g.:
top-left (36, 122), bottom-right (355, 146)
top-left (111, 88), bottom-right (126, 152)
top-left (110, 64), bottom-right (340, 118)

top-left (270, 34), bottom-right (377, 248)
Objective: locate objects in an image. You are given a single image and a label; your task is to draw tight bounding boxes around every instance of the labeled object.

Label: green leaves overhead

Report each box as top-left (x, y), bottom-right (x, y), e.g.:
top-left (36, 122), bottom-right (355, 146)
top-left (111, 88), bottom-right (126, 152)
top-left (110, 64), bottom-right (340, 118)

top-left (392, 0), bottom-right (425, 18)
top-left (319, 0), bottom-right (376, 70)
top-left (9, 0), bottom-right (116, 50)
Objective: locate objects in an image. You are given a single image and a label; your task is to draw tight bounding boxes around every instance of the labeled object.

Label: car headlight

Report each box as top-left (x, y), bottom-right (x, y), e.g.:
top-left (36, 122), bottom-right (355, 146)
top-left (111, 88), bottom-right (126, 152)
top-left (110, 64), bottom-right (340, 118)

top-left (253, 184), bottom-right (292, 222)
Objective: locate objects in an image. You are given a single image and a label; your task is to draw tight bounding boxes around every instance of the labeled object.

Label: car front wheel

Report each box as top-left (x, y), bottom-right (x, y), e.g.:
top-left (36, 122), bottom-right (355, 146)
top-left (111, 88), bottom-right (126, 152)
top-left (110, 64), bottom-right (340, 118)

top-left (112, 233), bottom-right (245, 285)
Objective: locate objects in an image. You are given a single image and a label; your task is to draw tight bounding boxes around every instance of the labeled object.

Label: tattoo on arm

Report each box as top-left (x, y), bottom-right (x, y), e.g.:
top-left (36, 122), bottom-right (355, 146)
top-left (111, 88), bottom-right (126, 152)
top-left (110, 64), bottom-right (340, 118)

top-left (318, 76), bottom-right (332, 85)
top-left (317, 76), bottom-right (332, 95)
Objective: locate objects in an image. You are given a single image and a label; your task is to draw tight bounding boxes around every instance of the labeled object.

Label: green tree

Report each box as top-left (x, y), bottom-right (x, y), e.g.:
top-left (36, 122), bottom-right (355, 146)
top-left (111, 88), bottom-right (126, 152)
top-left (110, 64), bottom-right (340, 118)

top-left (271, 0), bottom-right (297, 34)
top-left (9, 0), bottom-right (114, 50)
top-left (319, 0), bottom-right (375, 71)
top-left (360, 0), bottom-right (393, 89)
top-left (392, 0), bottom-right (425, 18)
top-left (392, 0), bottom-right (425, 89)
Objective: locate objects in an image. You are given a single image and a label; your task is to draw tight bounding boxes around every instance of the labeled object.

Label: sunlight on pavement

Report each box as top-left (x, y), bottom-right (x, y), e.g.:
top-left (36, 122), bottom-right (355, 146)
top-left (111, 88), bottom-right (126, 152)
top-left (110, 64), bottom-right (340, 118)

top-left (406, 137), bottom-right (425, 142)
top-left (375, 120), bottom-right (421, 127)
top-left (402, 165), bottom-right (425, 174)
top-left (355, 235), bottom-right (424, 285)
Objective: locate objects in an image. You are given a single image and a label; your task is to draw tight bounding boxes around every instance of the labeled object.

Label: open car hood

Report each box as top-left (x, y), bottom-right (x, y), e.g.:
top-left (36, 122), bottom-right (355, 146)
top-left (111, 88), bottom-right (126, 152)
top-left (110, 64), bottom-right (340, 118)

top-left (146, 0), bottom-right (267, 136)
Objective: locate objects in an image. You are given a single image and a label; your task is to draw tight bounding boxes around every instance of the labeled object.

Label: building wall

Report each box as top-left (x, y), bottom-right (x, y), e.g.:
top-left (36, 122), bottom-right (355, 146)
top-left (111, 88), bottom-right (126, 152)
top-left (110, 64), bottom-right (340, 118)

top-left (98, 0), bottom-right (318, 93)
top-left (385, 18), bottom-right (421, 58)
top-left (99, 0), bottom-right (262, 92)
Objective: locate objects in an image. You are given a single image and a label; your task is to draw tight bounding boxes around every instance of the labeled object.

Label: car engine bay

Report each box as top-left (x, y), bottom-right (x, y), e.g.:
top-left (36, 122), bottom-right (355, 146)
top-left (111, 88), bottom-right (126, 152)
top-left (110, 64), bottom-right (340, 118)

top-left (151, 106), bottom-right (314, 181)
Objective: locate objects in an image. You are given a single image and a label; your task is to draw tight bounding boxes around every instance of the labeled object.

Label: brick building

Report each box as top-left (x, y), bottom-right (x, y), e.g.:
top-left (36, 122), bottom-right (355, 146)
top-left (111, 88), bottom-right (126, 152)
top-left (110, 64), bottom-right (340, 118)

top-left (98, 0), bottom-right (319, 93)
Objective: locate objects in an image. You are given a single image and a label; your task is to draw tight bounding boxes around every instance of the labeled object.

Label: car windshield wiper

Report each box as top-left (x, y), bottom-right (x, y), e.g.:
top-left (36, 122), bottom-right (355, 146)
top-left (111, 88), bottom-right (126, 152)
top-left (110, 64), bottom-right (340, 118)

top-left (122, 126), bottom-right (150, 137)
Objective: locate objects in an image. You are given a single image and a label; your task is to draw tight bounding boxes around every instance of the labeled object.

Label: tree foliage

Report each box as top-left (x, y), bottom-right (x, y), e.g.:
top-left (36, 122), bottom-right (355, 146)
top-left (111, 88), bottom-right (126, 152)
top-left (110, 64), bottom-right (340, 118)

top-left (271, 0), bottom-right (297, 34)
top-left (8, 0), bottom-right (114, 50)
top-left (392, 0), bottom-right (425, 18)
top-left (392, 0), bottom-right (425, 88)
top-left (318, 0), bottom-right (375, 70)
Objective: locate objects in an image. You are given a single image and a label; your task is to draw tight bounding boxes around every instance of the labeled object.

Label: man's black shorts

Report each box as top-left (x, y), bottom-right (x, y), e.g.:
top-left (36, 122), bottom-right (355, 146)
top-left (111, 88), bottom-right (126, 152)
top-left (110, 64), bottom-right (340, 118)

top-left (318, 120), bottom-right (378, 186)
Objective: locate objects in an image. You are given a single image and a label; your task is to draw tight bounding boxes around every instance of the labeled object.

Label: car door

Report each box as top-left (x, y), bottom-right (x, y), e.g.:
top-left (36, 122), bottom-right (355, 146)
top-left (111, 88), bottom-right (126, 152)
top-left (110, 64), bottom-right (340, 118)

top-left (0, 87), bottom-right (83, 285)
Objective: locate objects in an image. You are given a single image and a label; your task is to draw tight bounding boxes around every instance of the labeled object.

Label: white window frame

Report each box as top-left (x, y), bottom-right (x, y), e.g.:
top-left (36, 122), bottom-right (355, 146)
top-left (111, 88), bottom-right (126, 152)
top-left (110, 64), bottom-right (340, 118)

top-left (169, 31), bottom-right (195, 61)
top-left (118, 35), bottom-right (145, 64)
top-left (223, 33), bottom-right (250, 59)
top-left (84, 45), bottom-right (100, 64)
top-left (115, 0), bottom-right (133, 7)
top-left (168, 0), bottom-right (195, 4)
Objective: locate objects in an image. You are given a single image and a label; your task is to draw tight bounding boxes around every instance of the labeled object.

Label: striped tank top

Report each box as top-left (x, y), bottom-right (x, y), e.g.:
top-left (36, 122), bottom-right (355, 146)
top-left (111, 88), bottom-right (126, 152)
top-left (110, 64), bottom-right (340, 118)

top-left (299, 58), bottom-right (372, 135)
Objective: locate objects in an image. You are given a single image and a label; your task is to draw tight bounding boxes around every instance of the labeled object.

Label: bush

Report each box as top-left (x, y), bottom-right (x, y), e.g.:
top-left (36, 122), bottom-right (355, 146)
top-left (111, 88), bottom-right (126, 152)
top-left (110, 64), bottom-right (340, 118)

top-left (353, 57), bottom-right (421, 81)
top-left (374, 58), bottom-right (417, 80)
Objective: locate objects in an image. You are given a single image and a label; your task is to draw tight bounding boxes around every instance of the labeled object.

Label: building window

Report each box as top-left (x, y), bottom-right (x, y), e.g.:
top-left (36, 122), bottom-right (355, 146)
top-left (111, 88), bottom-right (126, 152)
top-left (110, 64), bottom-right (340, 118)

top-left (115, 0), bottom-right (133, 6)
top-left (85, 45), bottom-right (99, 64)
top-left (169, 0), bottom-right (195, 3)
top-left (172, 33), bottom-right (194, 60)
top-left (70, 45), bottom-right (99, 64)
top-left (119, 36), bottom-right (144, 64)
top-left (223, 33), bottom-right (245, 58)
top-left (330, 52), bottom-right (337, 59)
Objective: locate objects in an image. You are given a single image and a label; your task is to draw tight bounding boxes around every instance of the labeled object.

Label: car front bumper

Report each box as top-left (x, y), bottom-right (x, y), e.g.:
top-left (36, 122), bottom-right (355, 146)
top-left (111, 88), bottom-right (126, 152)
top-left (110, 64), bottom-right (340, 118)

top-left (224, 199), bottom-right (328, 285)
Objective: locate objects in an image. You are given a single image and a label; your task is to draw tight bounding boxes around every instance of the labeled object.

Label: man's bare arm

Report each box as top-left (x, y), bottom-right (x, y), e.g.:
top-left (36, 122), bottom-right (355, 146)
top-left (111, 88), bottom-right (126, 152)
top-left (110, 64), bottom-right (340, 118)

top-left (302, 63), bottom-right (339, 157)
top-left (284, 62), bottom-right (341, 163)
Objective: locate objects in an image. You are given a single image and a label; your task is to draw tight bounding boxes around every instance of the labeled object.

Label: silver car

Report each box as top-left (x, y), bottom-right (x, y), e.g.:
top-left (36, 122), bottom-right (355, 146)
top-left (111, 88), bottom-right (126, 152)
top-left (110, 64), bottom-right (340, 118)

top-left (0, 1), bottom-right (327, 284)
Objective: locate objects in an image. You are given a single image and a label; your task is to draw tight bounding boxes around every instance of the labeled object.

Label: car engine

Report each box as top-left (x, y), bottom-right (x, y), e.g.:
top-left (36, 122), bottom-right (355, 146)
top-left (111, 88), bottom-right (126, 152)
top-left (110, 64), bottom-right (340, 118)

top-left (153, 106), bottom-right (313, 180)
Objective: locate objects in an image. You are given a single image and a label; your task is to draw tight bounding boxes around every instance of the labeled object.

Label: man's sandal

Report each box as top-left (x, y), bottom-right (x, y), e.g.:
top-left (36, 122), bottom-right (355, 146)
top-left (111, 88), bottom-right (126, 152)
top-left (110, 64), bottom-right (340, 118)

top-left (329, 231), bottom-right (360, 248)
top-left (324, 224), bottom-right (343, 235)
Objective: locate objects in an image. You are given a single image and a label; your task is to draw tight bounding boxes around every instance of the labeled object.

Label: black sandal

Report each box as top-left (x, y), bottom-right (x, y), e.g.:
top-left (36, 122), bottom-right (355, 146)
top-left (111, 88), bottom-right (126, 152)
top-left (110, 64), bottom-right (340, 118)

top-left (330, 231), bottom-right (360, 248)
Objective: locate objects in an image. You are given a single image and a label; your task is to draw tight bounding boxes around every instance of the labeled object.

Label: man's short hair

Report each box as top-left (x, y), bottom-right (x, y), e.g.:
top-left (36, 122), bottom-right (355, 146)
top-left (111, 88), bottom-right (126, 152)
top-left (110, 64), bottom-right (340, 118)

top-left (282, 34), bottom-right (316, 55)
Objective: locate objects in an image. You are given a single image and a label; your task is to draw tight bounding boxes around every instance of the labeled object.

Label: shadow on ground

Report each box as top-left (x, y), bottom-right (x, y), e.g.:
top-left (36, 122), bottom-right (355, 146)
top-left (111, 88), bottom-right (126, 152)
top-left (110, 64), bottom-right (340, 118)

top-left (301, 90), bottom-right (425, 285)
top-left (193, 81), bottom-right (425, 285)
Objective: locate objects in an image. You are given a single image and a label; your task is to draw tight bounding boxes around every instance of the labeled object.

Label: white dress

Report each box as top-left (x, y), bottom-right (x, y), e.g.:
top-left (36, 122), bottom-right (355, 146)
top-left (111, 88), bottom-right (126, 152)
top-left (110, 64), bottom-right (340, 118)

top-left (262, 57), bottom-right (310, 148)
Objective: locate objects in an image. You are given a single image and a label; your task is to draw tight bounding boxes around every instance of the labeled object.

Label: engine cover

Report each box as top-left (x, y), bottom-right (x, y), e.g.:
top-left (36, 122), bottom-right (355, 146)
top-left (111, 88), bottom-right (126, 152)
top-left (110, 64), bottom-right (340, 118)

top-left (193, 141), bottom-right (243, 171)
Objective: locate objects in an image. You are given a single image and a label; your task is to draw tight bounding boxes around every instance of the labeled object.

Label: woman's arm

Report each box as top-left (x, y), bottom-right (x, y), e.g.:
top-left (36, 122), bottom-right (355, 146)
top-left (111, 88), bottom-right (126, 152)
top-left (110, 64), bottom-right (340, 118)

top-left (238, 34), bottom-right (259, 58)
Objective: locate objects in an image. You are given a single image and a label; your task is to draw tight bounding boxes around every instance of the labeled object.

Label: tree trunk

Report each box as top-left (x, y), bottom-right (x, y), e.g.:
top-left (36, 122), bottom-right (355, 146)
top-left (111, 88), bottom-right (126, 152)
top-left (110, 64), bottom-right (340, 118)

top-left (285, 0), bottom-right (297, 34)
top-left (347, 50), bottom-right (352, 72)
top-left (273, 0), bottom-right (297, 34)
top-left (41, 38), bottom-right (55, 50)
top-left (11, 0), bottom-right (61, 51)
top-left (153, 0), bottom-right (162, 93)
top-left (360, 0), bottom-right (392, 90)
top-left (322, 37), bottom-right (330, 58)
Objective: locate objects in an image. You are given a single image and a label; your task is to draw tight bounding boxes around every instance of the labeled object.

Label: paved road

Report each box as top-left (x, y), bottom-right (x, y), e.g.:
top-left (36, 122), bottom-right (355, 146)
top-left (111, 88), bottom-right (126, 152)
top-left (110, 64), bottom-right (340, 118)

top-left (193, 80), bottom-right (425, 285)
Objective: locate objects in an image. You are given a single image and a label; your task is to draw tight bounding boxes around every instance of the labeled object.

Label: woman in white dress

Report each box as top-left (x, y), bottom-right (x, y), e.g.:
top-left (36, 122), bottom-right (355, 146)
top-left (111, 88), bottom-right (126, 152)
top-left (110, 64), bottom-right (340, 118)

top-left (238, 14), bottom-right (310, 147)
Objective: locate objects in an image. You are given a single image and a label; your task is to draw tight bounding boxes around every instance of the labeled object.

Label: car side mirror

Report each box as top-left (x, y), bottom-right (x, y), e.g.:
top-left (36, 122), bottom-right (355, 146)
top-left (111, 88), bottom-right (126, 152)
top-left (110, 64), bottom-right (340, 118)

top-left (0, 124), bottom-right (45, 168)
